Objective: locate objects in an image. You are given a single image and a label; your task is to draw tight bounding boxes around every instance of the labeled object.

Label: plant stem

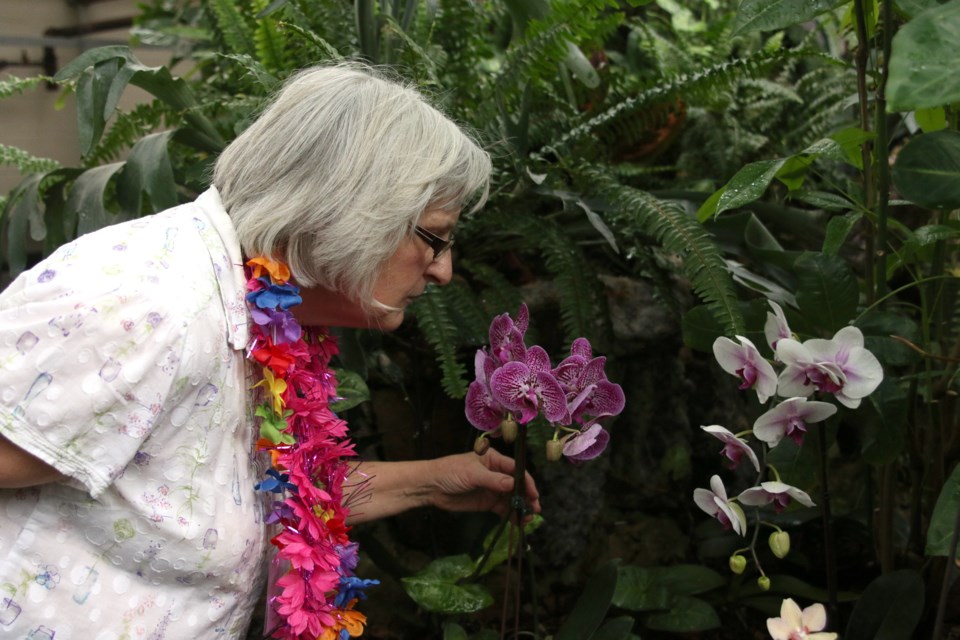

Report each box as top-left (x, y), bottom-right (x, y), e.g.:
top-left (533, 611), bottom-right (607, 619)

top-left (817, 421), bottom-right (839, 618)
top-left (874, 0), bottom-right (893, 299)
top-left (852, 0), bottom-right (876, 303)
top-left (932, 493), bottom-right (960, 640)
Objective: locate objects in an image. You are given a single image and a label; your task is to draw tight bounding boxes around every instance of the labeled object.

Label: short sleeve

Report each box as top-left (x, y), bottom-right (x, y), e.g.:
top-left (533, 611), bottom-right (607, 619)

top-left (0, 243), bottom-right (189, 498)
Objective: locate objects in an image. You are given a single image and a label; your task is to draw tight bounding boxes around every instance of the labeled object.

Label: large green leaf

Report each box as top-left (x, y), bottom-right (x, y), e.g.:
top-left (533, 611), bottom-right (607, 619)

top-left (329, 367), bottom-right (371, 412)
top-left (556, 563), bottom-right (619, 640)
top-left (117, 131), bottom-right (178, 217)
top-left (926, 463), bottom-right (960, 557)
top-left (76, 58), bottom-right (122, 156)
top-left (644, 596), bottom-right (720, 632)
top-left (3, 173), bottom-right (46, 274)
top-left (653, 565), bottom-right (725, 595)
top-left (66, 163), bottom-right (126, 235)
top-left (732, 0), bottom-right (846, 34)
top-left (590, 616), bottom-right (635, 640)
top-left (794, 252), bottom-right (859, 334)
top-left (474, 515), bottom-right (543, 576)
top-left (887, 0), bottom-right (960, 110)
top-left (895, 0), bottom-right (951, 17)
top-left (715, 159), bottom-right (786, 216)
top-left (401, 555), bottom-right (494, 613)
top-left (844, 570), bottom-right (924, 640)
top-left (612, 566), bottom-right (672, 612)
top-left (861, 378), bottom-right (907, 464)
top-left (891, 130), bottom-right (960, 209)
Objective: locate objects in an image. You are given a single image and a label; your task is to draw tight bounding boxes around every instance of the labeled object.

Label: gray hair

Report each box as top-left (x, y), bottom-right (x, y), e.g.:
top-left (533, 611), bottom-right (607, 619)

top-left (213, 63), bottom-right (491, 304)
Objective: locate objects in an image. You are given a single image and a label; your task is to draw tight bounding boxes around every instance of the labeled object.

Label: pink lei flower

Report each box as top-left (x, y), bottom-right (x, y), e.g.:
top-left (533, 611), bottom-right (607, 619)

top-left (245, 257), bottom-right (375, 640)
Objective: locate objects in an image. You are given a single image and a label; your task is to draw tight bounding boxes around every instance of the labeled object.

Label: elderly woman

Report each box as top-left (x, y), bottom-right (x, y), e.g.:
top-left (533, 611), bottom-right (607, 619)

top-left (0, 64), bottom-right (539, 639)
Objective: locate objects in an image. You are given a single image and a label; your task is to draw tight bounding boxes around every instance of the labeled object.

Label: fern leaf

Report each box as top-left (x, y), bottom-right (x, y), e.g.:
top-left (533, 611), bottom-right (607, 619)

top-left (537, 223), bottom-right (611, 348)
top-left (216, 53), bottom-right (279, 90)
top-left (252, 0), bottom-right (289, 72)
top-left (278, 21), bottom-right (342, 60)
top-left (552, 50), bottom-right (822, 153)
top-left (0, 75), bottom-right (50, 99)
top-left (459, 259), bottom-right (526, 321)
top-left (411, 287), bottom-right (469, 398)
top-left (589, 171), bottom-right (744, 335)
top-left (0, 144), bottom-right (62, 175)
top-left (206, 0), bottom-right (257, 56)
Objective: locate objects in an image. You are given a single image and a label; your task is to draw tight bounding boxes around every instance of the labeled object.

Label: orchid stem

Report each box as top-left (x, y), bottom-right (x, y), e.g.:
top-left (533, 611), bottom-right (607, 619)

top-left (932, 488), bottom-right (960, 640)
top-left (816, 421), bottom-right (839, 620)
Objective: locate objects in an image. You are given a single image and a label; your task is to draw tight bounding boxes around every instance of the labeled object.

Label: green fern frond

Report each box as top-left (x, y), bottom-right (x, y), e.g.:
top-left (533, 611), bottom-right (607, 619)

top-left (0, 75), bottom-right (51, 99)
top-left (537, 223), bottom-right (611, 347)
top-left (441, 278), bottom-right (491, 346)
top-left (252, 0), bottom-right (290, 72)
top-left (459, 259), bottom-right (526, 320)
top-left (205, 0), bottom-right (257, 56)
top-left (0, 144), bottom-right (62, 175)
top-left (383, 17), bottom-right (441, 84)
top-left (278, 21), bottom-right (342, 61)
top-left (216, 53), bottom-right (279, 90)
top-left (553, 50), bottom-right (819, 153)
top-left (411, 287), bottom-right (469, 398)
top-left (588, 171), bottom-right (744, 335)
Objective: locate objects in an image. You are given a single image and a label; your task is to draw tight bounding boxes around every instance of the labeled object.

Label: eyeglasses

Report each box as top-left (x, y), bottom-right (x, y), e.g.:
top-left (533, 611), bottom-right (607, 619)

top-left (414, 225), bottom-right (455, 262)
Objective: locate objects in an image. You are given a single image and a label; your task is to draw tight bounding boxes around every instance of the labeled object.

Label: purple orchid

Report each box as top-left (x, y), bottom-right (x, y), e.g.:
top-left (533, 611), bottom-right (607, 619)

top-left (764, 300), bottom-right (792, 352)
top-left (752, 397), bottom-right (837, 447)
top-left (250, 307), bottom-right (302, 344)
top-left (561, 422), bottom-right (610, 461)
top-left (738, 481), bottom-right (815, 513)
top-left (490, 346), bottom-right (568, 424)
top-left (713, 335), bottom-right (778, 404)
top-left (693, 475), bottom-right (747, 536)
top-left (465, 350), bottom-right (508, 431)
top-left (552, 340), bottom-right (625, 423)
top-left (701, 425), bottom-right (760, 472)
top-left (465, 305), bottom-right (623, 465)
top-left (775, 326), bottom-right (883, 409)
top-left (488, 304), bottom-right (529, 365)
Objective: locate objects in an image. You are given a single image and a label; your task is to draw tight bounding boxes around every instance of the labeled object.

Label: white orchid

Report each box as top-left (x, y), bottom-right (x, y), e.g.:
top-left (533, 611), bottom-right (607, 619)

top-left (713, 335), bottom-right (778, 404)
top-left (767, 598), bottom-right (837, 640)
top-left (776, 326), bottom-right (883, 409)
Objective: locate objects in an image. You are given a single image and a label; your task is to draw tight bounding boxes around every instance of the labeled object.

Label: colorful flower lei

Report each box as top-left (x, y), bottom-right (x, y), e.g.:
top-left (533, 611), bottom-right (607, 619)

top-left (245, 256), bottom-right (376, 640)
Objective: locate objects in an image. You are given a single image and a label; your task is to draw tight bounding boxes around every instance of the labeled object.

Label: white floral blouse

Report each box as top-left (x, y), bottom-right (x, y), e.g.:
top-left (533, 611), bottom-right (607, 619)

top-left (0, 189), bottom-right (267, 639)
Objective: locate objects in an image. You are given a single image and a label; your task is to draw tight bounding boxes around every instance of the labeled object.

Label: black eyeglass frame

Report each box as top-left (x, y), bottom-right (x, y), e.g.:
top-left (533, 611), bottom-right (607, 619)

top-left (414, 225), bottom-right (455, 261)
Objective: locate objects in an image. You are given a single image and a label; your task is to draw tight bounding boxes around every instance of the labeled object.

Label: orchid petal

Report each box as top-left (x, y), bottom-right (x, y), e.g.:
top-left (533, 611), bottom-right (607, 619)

top-left (701, 425), bottom-right (760, 472)
top-left (801, 603), bottom-right (828, 631)
top-left (764, 300), bottom-right (792, 352)
top-left (515, 303), bottom-right (529, 335)
top-left (526, 345), bottom-right (552, 374)
top-left (465, 380), bottom-right (503, 431)
top-left (570, 337), bottom-right (592, 359)
top-left (563, 423), bottom-right (610, 460)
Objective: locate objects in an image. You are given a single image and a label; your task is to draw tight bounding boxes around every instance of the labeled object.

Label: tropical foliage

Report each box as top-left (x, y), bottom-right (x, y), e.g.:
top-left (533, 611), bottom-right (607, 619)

top-left (2, 0), bottom-right (960, 638)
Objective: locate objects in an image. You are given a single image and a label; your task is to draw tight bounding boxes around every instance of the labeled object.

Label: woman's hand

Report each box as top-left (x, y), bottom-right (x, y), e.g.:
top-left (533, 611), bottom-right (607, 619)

top-left (343, 450), bottom-right (540, 525)
top-left (425, 449), bottom-right (541, 521)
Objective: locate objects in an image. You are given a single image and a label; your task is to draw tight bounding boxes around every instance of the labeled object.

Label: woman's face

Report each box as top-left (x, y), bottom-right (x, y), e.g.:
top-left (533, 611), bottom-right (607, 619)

top-left (294, 206), bottom-right (460, 330)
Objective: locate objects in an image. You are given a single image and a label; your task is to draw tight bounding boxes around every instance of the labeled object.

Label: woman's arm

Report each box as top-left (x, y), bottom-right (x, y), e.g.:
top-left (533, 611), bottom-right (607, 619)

top-left (0, 435), bottom-right (65, 488)
top-left (343, 449), bottom-right (541, 525)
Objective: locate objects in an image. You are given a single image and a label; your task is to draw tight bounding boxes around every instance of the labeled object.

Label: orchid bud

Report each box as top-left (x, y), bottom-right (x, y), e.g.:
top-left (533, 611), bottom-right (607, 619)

top-left (728, 554), bottom-right (747, 575)
top-left (757, 576), bottom-right (771, 591)
top-left (501, 415), bottom-right (518, 443)
top-left (474, 436), bottom-right (490, 455)
top-left (769, 531), bottom-right (790, 559)
top-left (546, 440), bottom-right (563, 462)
